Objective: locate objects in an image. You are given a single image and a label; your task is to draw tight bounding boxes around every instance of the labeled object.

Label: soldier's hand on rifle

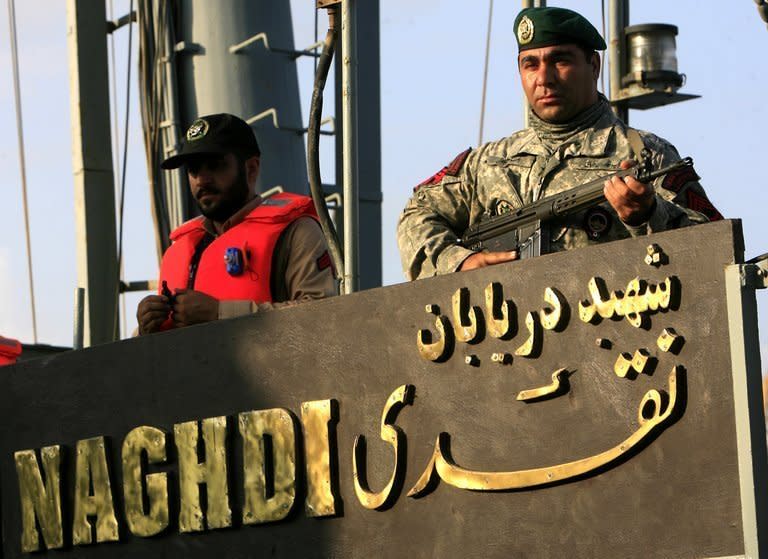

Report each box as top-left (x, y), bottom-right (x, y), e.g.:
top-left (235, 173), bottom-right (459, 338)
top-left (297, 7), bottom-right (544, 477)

top-left (459, 250), bottom-right (519, 272)
top-left (171, 289), bottom-right (220, 327)
top-left (604, 160), bottom-right (656, 226)
top-left (136, 294), bottom-right (171, 335)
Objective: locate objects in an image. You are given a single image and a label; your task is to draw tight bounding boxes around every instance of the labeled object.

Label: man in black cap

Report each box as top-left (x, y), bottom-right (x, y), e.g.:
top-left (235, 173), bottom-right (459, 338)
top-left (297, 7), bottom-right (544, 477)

top-left (397, 6), bottom-right (721, 280)
top-left (136, 113), bottom-right (337, 335)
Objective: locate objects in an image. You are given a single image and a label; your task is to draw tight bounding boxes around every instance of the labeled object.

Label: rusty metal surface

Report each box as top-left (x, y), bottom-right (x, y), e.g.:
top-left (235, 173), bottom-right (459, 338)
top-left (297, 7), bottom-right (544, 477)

top-left (0, 220), bottom-right (753, 558)
top-left (316, 0), bottom-right (342, 8)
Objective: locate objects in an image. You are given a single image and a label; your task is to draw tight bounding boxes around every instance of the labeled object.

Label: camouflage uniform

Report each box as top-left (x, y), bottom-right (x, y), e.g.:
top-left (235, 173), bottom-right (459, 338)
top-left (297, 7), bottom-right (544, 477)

top-left (397, 97), bottom-right (720, 281)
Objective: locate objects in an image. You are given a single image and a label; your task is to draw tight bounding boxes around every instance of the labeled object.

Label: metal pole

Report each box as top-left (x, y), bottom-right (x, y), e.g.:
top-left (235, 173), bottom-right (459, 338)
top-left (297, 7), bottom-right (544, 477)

top-left (608, 0), bottom-right (629, 123)
top-left (724, 261), bottom-right (768, 558)
top-left (355, 0), bottom-right (381, 290)
top-left (341, 0), bottom-right (359, 294)
top-left (174, 0), bottom-right (308, 200)
top-left (67, 0), bottom-right (119, 346)
top-left (7, 0), bottom-right (38, 344)
top-left (478, 0), bottom-right (493, 146)
top-left (73, 288), bottom-right (85, 350)
top-left (521, 0), bottom-right (545, 128)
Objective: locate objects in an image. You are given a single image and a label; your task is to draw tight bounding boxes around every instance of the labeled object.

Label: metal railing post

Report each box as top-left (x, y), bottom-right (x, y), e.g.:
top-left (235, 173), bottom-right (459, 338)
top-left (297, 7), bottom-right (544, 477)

top-left (341, 0), bottom-right (359, 293)
top-left (609, 0), bottom-right (629, 123)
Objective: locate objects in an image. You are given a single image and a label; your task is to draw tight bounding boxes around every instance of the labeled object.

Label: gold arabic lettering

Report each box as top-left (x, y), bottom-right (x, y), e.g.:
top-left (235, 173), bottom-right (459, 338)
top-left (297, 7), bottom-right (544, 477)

top-left (408, 366), bottom-right (681, 497)
top-left (353, 385), bottom-right (414, 510)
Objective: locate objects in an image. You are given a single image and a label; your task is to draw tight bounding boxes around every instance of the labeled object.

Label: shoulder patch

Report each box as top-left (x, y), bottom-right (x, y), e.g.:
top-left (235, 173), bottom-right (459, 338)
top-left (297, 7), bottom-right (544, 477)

top-left (661, 165), bottom-right (700, 193)
top-left (445, 148), bottom-right (471, 176)
top-left (414, 148), bottom-right (471, 191)
top-left (686, 191), bottom-right (724, 222)
top-left (316, 250), bottom-right (335, 275)
top-left (660, 164), bottom-right (723, 222)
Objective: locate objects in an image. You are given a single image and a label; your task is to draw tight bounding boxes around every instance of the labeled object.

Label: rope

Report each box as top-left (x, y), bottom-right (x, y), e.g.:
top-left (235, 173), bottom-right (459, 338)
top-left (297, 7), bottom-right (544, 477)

top-left (114, 0), bottom-right (135, 340)
top-left (478, 0), bottom-right (494, 146)
top-left (7, 0), bottom-right (38, 343)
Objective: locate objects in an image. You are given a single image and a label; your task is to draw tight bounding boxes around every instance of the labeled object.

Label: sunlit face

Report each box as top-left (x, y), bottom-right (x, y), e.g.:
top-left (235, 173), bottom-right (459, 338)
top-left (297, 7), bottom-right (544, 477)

top-left (185, 153), bottom-right (253, 223)
top-left (518, 44), bottom-right (600, 123)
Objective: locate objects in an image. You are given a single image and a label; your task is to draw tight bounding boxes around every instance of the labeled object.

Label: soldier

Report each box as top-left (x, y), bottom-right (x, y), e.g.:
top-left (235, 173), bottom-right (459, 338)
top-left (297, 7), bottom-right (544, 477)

top-left (136, 113), bottom-right (337, 335)
top-left (397, 6), bottom-right (721, 281)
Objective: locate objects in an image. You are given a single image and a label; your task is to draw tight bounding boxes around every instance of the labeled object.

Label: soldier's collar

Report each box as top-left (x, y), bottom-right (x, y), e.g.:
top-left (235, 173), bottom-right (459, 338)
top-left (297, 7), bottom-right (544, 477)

top-left (570, 124), bottom-right (612, 157)
top-left (513, 128), bottom-right (552, 157)
top-left (555, 103), bottom-right (618, 158)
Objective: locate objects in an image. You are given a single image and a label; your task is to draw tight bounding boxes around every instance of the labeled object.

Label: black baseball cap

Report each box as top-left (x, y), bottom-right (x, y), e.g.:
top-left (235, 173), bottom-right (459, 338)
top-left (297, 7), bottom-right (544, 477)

top-left (161, 113), bottom-right (261, 170)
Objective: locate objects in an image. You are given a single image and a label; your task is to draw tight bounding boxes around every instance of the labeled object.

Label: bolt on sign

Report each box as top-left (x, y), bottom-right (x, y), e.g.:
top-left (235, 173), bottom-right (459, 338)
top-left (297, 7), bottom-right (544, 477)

top-left (0, 220), bottom-right (766, 558)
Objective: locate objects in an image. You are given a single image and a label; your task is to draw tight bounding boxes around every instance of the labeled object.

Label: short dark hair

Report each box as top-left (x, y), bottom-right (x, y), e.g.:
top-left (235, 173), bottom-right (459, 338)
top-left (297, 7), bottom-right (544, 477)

top-left (577, 44), bottom-right (598, 62)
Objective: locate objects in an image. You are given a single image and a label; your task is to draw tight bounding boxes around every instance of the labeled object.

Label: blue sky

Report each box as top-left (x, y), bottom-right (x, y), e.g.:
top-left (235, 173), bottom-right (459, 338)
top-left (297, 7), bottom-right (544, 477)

top-left (1, 0), bottom-right (767, 364)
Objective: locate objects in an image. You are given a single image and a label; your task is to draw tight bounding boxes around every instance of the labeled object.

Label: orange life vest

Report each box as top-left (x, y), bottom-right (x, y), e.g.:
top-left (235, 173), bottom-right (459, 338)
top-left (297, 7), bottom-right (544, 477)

top-left (0, 336), bottom-right (21, 367)
top-left (158, 193), bottom-right (318, 311)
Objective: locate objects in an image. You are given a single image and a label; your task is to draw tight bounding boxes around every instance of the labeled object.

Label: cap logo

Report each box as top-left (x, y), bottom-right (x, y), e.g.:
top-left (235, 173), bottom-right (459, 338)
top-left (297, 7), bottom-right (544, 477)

top-left (186, 118), bottom-right (209, 142)
top-left (517, 15), bottom-right (534, 45)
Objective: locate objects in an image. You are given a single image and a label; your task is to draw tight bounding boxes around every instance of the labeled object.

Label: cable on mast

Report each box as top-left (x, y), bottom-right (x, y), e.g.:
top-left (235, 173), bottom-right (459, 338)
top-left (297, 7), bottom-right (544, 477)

top-left (107, 0), bottom-right (128, 339)
top-left (138, 0), bottom-right (175, 259)
top-left (7, 0), bottom-right (38, 344)
top-left (114, 0), bottom-right (135, 340)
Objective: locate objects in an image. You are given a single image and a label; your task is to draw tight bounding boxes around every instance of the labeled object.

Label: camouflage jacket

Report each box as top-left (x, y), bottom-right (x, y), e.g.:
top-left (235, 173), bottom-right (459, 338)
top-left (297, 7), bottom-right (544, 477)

top-left (397, 103), bottom-right (720, 281)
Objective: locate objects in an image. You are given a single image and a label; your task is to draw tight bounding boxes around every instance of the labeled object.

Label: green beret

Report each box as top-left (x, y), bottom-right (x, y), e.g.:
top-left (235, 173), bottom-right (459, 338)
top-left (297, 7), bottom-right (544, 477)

top-left (514, 7), bottom-right (607, 52)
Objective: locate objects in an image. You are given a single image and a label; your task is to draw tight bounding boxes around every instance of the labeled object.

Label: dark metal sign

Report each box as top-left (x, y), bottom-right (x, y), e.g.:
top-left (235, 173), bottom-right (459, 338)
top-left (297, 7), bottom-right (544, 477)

top-left (0, 220), bottom-right (765, 558)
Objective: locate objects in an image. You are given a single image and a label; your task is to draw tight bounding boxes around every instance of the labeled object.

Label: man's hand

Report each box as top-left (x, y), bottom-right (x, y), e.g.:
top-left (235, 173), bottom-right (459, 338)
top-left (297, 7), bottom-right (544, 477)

top-left (171, 289), bottom-right (219, 327)
top-left (136, 295), bottom-right (171, 335)
top-left (459, 250), bottom-right (519, 272)
top-left (604, 160), bottom-right (656, 226)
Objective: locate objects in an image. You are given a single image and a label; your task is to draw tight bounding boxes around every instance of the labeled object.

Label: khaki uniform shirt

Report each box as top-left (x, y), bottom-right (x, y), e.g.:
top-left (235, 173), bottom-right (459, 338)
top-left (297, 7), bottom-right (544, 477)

top-left (203, 196), bottom-right (338, 319)
top-left (397, 102), bottom-right (717, 281)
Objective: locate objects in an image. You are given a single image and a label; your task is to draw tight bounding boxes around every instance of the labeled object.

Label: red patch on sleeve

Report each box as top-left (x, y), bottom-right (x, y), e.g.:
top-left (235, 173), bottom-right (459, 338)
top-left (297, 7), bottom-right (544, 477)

top-left (660, 164), bottom-right (722, 221)
top-left (686, 191), bottom-right (724, 222)
top-left (414, 148), bottom-right (471, 191)
top-left (662, 165), bottom-right (700, 193)
top-left (317, 251), bottom-right (334, 274)
top-left (445, 148), bottom-right (471, 175)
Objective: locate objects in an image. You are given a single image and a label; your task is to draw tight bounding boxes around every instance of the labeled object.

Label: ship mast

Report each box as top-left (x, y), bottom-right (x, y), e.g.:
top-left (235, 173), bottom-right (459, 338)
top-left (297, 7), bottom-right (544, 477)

top-left (66, 0), bottom-right (382, 345)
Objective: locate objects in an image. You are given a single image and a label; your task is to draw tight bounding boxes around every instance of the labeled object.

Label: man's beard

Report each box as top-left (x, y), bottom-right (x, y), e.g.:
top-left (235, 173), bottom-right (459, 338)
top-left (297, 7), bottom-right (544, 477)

top-left (196, 165), bottom-right (250, 223)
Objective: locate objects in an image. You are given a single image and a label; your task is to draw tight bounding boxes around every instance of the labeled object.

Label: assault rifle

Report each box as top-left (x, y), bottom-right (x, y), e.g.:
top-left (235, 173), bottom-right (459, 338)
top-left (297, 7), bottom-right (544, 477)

top-left (459, 157), bottom-right (694, 258)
